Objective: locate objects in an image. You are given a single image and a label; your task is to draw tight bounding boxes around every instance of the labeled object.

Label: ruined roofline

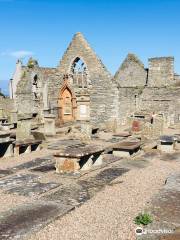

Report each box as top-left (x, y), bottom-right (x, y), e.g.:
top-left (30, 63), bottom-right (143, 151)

top-left (148, 56), bottom-right (174, 61)
top-left (125, 53), bottom-right (145, 68)
top-left (113, 53), bottom-right (145, 79)
top-left (38, 67), bottom-right (56, 70)
top-left (58, 32), bottom-right (112, 77)
top-left (22, 65), bottom-right (56, 70)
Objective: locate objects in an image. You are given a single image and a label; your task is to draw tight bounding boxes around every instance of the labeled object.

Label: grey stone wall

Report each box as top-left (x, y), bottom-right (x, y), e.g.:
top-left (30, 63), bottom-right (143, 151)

top-left (14, 32), bottom-right (118, 127)
top-left (174, 74), bottom-right (180, 87)
top-left (148, 57), bottom-right (175, 87)
top-left (116, 87), bottom-right (144, 125)
top-left (0, 96), bottom-right (15, 118)
top-left (114, 54), bottom-right (147, 87)
top-left (48, 32), bottom-right (118, 126)
top-left (140, 87), bottom-right (180, 124)
top-left (13, 33), bottom-right (180, 127)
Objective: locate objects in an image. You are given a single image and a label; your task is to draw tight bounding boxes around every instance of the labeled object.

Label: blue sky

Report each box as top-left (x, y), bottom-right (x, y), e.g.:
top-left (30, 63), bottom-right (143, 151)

top-left (0, 0), bottom-right (180, 95)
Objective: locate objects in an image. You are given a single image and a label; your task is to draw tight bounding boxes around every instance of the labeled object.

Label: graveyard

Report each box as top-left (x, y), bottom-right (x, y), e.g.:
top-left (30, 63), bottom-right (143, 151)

top-left (0, 1), bottom-right (180, 239)
top-left (0, 112), bottom-right (179, 240)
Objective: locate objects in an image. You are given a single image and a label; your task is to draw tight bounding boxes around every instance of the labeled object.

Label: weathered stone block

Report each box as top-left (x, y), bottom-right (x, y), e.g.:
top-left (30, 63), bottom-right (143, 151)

top-left (16, 120), bottom-right (32, 140)
top-left (55, 158), bottom-right (80, 173)
top-left (44, 114), bottom-right (56, 136)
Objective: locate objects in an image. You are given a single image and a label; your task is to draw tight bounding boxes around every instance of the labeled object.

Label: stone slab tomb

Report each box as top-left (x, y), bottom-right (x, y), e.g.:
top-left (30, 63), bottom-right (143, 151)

top-left (45, 167), bottom-right (129, 206)
top-left (0, 132), bottom-right (13, 158)
top-left (1, 123), bottom-right (15, 131)
top-left (141, 173), bottom-right (180, 240)
top-left (0, 173), bottom-right (59, 196)
top-left (112, 141), bottom-right (141, 157)
top-left (0, 201), bottom-right (74, 240)
top-left (174, 134), bottom-right (180, 150)
top-left (158, 135), bottom-right (175, 153)
top-left (113, 132), bottom-right (131, 138)
top-left (54, 145), bottom-right (105, 173)
top-left (11, 155), bottom-right (54, 171)
top-left (48, 139), bottom-right (83, 150)
top-left (13, 140), bottom-right (42, 156)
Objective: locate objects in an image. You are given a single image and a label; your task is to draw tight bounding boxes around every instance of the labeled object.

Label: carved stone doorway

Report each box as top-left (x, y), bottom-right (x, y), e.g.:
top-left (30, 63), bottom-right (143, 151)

top-left (59, 83), bottom-right (76, 124)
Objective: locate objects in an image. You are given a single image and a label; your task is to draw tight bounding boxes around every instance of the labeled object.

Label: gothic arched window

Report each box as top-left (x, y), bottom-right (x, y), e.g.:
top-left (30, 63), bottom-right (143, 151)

top-left (70, 57), bottom-right (88, 87)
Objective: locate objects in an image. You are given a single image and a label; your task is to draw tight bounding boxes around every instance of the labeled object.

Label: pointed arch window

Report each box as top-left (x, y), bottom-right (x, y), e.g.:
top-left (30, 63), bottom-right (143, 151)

top-left (70, 57), bottom-right (88, 87)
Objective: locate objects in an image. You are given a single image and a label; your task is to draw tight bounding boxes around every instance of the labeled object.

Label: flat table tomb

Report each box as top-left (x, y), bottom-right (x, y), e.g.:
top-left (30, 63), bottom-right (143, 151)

top-left (112, 141), bottom-right (141, 157)
top-left (158, 135), bottom-right (175, 153)
top-left (54, 145), bottom-right (105, 173)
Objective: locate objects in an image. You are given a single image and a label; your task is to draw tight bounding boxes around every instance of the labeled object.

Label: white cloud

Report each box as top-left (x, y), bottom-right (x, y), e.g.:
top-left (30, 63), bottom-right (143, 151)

top-left (1, 50), bottom-right (34, 58)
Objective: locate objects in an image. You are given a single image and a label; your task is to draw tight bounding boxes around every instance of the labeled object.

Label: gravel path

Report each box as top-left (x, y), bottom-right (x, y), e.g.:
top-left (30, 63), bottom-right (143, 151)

top-left (27, 157), bottom-right (180, 240)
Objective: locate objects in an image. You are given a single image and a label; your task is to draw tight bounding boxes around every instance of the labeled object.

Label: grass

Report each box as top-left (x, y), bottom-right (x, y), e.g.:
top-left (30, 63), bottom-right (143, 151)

top-left (134, 213), bottom-right (153, 225)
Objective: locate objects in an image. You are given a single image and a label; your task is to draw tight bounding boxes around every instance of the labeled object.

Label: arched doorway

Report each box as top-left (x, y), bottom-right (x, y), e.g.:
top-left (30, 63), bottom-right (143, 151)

top-left (59, 84), bottom-right (76, 123)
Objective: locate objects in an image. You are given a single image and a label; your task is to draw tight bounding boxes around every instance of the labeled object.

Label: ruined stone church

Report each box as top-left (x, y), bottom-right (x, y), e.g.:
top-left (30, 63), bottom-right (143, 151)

top-left (9, 32), bottom-right (180, 128)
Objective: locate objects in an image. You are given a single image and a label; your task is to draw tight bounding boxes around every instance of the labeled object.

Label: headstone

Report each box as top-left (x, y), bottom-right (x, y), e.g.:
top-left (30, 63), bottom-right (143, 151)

top-left (132, 120), bottom-right (141, 132)
top-left (141, 122), bottom-right (153, 139)
top-left (16, 115), bottom-right (32, 140)
top-left (44, 114), bottom-right (56, 136)
top-left (80, 121), bottom-right (91, 139)
top-left (152, 117), bottom-right (164, 138)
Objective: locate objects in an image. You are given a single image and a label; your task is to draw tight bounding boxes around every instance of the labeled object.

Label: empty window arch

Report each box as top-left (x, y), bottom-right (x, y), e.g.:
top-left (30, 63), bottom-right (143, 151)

top-left (70, 57), bottom-right (89, 87)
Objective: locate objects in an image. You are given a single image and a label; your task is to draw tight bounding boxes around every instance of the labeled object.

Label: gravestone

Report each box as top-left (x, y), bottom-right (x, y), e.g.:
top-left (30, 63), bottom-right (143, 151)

top-left (141, 122), bottom-right (153, 139)
top-left (132, 120), bottom-right (141, 132)
top-left (16, 114), bottom-right (32, 140)
top-left (80, 121), bottom-right (92, 139)
top-left (44, 114), bottom-right (56, 136)
top-left (152, 117), bottom-right (164, 138)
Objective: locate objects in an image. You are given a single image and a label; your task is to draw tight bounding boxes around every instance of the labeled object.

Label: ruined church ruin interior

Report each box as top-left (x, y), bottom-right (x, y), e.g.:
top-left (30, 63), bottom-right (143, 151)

top-left (0, 32), bottom-right (180, 240)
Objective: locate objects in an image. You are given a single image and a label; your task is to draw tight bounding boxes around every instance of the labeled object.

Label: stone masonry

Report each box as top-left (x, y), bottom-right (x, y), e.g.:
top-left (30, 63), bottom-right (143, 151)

top-left (9, 32), bottom-right (180, 128)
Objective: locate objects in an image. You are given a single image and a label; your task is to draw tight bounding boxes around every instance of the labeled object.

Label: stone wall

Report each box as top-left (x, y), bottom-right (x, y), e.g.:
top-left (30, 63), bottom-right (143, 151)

top-left (174, 74), bottom-right (180, 86)
top-left (114, 53), bottom-right (147, 87)
top-left (11, 33), bottom-right (180, 127)
top-left (114, 54), bottom-right (147, 125)
top-left (47, 32), bottom-right (118, 126)
top-left (16, 64), bottom-right (56, 117)
top-left (148, 57), bottom-right (175, 87)
top-left (0, 96), bottom-right (15, 118)
top-left (14, 33), bottom-right (118, 127)
top-left (140, 87), bottom-right (180, 125)
top-left (9, 60), bottom-right (23, 99)
top-left (117, 87), bottom-right (144, 125)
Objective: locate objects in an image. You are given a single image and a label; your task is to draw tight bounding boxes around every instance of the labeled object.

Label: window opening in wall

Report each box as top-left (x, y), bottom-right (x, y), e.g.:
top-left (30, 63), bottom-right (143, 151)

top-left (32, 74), bottom-right (38, 100)
top-left (70, 57), bottom-right (88, 87)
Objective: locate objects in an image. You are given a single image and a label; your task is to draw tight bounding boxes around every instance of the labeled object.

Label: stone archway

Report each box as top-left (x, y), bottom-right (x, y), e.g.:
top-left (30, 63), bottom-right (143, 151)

top-left (58, 81), bottom-right (77, 124)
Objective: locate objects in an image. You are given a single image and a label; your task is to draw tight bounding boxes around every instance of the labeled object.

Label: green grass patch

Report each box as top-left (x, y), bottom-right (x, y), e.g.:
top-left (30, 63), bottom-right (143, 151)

top-left (134, 213), bottom-right (153, 225)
